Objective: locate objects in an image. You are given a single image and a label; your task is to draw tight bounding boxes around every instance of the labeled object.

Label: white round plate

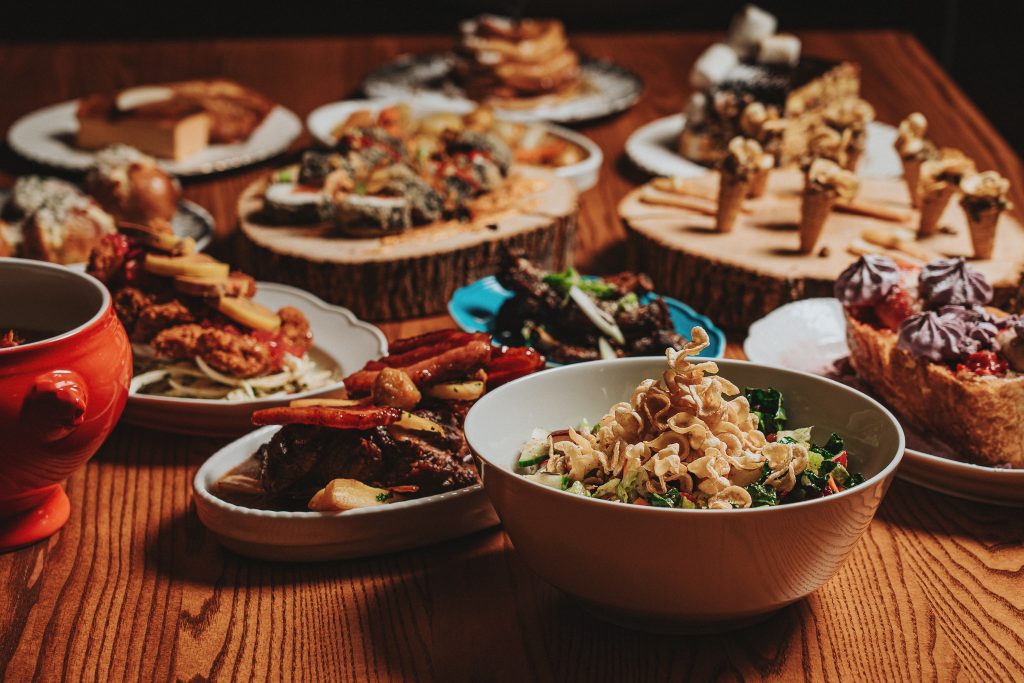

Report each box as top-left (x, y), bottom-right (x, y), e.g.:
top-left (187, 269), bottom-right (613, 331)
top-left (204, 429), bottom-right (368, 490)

top-left (194, 425), bottom-right (499, 561)
top-left (625, 114), bottom-right (902, 179)
top-left (744, 298), bottom-right (1024, 506)
top-left (7, 100), bottom-right (303, 177)
top-left (306, 96), bottom-right (602, 191)
top-left (0, 190), bottom-right (213, 270)
top-left (121, 282), bottom-right (387, 437)
top-left (362, 53), bottom-right (642, 124)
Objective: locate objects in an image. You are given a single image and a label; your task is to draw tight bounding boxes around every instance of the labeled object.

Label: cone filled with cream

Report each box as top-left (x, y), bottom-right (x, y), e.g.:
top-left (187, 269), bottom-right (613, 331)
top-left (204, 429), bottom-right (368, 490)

top-left (893, 113), bottom-right (936, 208)
top-left (959, 171), bottom-right (1011, 259)
top-left (823, 97), bottom-right (875, 172)
top-left (917, 150), bottom-right (976, 238)
top-left (716, 136), bottom-right (767, 232)
top-left (799, 158), bottom-right (859, 254)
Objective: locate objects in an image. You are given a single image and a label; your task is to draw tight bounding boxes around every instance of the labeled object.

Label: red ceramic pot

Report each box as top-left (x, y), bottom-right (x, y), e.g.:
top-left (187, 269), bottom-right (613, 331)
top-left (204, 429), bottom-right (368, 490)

top-left (0, 257), bottom-right (131, 551)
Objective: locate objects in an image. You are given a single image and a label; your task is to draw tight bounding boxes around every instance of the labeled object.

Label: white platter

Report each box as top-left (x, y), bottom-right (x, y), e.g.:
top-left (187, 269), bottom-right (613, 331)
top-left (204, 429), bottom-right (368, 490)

top-left (194, 425), bottom-right (499, 561)
top-left (7, 100), bottom-right (303, 177)
top-left (624, 114), bottom-right (902, 179)
top-left (362, 53), bottom-right (642, 124)
top-left (121, 282), bottom-right (387, 437)
top-left (306, 96), bottom-right (603, 191)
top-left (744, 298), bottom-right (1024, 506)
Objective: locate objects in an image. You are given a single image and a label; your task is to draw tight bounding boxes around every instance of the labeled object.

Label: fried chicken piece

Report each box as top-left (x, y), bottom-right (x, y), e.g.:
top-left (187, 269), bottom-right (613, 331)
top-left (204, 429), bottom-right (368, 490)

top-left (133, 299), bottom-right (194, 343)
top-left (113, 287), bottom-right (155, 334)
top-left (151, 323), bottom-right (206, 360)
top-left (87, 233), bottom-right (130, 284)
top-left (197, 328), bottom-right (272, 378)
top-left (278, 306), bottom-right (313, 355)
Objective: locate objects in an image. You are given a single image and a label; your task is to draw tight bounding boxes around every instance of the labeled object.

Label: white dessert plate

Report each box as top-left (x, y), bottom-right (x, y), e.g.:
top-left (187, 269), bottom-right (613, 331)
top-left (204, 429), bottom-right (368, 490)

top-left (122, 282), bottom-right (387, 437)
top-left (193, 425), bottom-right (499, 561)
top-left (625, 114), bottom-right (901, 179)
top-left (744, 298), bottom-right (1024, 506)
top-left (306, 96), bottom-right (603, 191)
top-left (7, 100), bottom-right (303, 177)
top-left (362, 53), bottom-right (643, 124)
top-left (0, 190), bottom-right (213, 270)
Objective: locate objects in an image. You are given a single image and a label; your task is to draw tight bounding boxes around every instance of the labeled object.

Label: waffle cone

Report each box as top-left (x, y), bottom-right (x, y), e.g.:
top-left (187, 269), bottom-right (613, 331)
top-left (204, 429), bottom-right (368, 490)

top-left (716, 176), bottom-right (750, 233)
top-left (747, 169), bottom-right (770, 198)
top-left (902, 158), bottom-right (923, 207)
top-left (964, 205), bottom-right (1002, 260)
top-left (799, 190), bottom-right (836, 254)
top-left (917, 184), bottom-right (956, 238)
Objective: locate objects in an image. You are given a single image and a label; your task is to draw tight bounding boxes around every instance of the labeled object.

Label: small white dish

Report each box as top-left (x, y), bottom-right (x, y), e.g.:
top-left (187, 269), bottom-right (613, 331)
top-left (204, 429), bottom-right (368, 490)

top-left (121, 282), bottom-right (387, 437)
top-left (7, 100), bottom-right (302, 177)
top-left (744, 298), bottom-right (1024, 506)
top-left (306, 96), bottom-right (603, 191)
top-left (362, 53), bottom-right (643, 124)
top-left (193, 426), bottom-right (499, 561)
top-left (625, 114), bottom-right (901, 179)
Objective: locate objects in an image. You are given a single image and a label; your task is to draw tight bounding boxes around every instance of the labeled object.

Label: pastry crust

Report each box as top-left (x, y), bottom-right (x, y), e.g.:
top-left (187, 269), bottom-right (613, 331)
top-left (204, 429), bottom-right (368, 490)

top-left (845, 313), bottom-right (1024, 467)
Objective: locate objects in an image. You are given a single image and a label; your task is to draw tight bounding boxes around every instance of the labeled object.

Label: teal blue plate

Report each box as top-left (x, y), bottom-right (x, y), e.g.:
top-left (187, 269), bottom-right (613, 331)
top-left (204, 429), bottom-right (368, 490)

top-left (448, 276), bottom-right (726, 360)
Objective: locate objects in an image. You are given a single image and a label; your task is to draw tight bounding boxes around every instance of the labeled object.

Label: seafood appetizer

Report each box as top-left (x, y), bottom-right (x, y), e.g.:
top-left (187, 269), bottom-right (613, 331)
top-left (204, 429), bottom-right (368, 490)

top-left (86, 223), bottom-right (334, 400)
top-left (213, 330), bottom-right (545, 511)
top-left (517, 328), bottom-right (863, 508)
top-left (493, 249), bottom-right (693, 364)
top-left (838, 255), bottom-right (1024, 467)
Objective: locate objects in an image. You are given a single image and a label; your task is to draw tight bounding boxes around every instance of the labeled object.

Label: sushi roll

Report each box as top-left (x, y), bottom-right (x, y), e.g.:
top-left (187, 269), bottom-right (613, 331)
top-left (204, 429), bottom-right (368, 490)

top-left (329, 194), bottom-right (412, 237)
top-left (264, 182), bottom-right (326, 224)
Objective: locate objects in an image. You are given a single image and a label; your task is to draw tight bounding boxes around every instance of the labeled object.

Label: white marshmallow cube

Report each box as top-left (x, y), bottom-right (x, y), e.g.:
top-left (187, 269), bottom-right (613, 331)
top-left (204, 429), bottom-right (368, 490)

top-left (757, 34), bottom-right (802, 68)
top-left (690, 43), bottom-right (739, 90)
top-left (726, 5), bottom-right (778, 58)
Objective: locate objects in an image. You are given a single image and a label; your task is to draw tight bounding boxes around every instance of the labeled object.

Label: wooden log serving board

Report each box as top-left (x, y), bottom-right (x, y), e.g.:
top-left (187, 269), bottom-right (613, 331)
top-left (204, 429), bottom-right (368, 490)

top-left (236, 166), bottom-right (578, 320)
top-left (620, 168), bottom-right (1024, 332)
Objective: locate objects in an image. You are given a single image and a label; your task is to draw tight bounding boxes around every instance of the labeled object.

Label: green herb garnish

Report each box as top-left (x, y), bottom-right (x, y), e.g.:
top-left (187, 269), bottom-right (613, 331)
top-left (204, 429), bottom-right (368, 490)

top-left (375, 491), bottom-right (393, 502)
top-left (746, 482), bottom-right (779, 507)
top-left (543, 268), bottom-right (619, 300)
top-left (744, 387), bottom-right (787, 434)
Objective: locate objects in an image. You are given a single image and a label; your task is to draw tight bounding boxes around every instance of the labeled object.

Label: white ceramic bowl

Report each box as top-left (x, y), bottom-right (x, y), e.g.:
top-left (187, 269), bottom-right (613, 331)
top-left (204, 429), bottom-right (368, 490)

top-left (306, 96), bottom-right (603, 191)
top-left (193, 426), bottom-right (499, 561)
top-left (464, 356), bottom-right (904, 633)
top-left (121, 282), bottom-right (387, 437)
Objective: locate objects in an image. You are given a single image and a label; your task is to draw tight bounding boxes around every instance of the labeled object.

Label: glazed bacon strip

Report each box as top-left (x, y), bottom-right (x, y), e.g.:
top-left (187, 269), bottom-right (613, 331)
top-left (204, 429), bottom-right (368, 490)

top-left (363, 332), bottom-right (490, 370)
top-left (252, 405), bottom-right (401, 429)
top-left (345, 339), bottom-right (492, 396)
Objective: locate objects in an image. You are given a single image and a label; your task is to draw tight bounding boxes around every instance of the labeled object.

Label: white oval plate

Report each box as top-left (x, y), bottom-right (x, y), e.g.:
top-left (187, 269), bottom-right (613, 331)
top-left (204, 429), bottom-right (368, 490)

top-left (122, 282), bottom-right (387, 437)
top-left (194, 425), bottom-right (499, 561)
top-left (0, 190), bottom-right (213, 270)
top-left (306, 96), bottom-right (603, 191)
top-left (744, 298), bottom-right (1024, 506)
top-left (625, 113), bottom-right (902, 179)
top-left (7, 100), bottom-right (303, 177)
top-left (362, 53), bottom-right (642, 124)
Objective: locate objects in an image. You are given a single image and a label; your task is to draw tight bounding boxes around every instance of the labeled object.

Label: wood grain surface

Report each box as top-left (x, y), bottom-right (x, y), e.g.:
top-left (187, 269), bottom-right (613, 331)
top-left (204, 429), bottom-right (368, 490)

top-left (1, 31), bottom-right (1023, 682)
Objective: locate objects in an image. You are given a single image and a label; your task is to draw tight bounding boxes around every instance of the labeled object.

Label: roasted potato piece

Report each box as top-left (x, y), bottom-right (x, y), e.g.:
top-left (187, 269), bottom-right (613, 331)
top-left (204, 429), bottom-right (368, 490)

top-left (308, 478), bottom-right (400, 511)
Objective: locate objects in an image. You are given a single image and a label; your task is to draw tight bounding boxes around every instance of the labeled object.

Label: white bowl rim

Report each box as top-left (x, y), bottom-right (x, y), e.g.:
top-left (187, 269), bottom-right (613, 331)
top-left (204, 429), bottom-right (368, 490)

top-left (127, 281), bottom-right (387, 407)
top-left (467, 355), bottom-right (906, 515)
top-left (305, 96), bottom-right (602, 181)
top-left (192, 424), bottom-right (486, 520)
top-left (0, 256), bottom-right (111, 353)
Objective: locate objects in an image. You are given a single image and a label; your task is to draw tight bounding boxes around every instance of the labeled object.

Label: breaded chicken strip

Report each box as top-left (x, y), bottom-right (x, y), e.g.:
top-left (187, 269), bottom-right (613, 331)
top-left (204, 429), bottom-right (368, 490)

top-left (133, 300), bottom-right (195, 343)
top-left (278, 306), bottom-right (313, 356)
top-left (151, 323), bottom-right (206, 360)
top-left (197, 328), bottom-right (272, 378)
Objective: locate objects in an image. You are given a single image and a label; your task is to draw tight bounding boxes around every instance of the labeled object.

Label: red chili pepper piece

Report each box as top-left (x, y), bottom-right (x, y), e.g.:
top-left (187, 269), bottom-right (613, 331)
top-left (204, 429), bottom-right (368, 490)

top-left (252, 406), bottom-right (401, 429)
top-left (834, 451), bottom-right (848, 468)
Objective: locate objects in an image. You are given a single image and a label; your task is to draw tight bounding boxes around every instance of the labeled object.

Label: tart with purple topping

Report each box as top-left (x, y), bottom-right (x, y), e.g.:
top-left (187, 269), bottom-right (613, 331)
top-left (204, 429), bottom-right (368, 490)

top-left (837, 255), bottom-right (1023, 467)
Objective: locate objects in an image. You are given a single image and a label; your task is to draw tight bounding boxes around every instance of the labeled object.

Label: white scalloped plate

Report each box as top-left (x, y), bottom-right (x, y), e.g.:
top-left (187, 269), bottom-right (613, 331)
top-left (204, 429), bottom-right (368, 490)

top-left (194, 425), bottom-right (499, 561)
top-left (306, 96), bottom-right (603, 191)
top-left (7, 100), bottom-right (302, 177)
top-left (745, 298), bottom-right (1024, 506)
top-left (625, 114), bottom-right (902, 179)
top-left (122, 282), bottom-right (387, 437)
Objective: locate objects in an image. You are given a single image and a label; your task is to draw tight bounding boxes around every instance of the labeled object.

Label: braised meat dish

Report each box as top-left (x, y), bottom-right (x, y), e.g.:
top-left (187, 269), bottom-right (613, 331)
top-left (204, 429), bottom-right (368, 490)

top-left (214, 330), bottom-right (546, 511)
top-left (493, 249), bottom-right (691, 364)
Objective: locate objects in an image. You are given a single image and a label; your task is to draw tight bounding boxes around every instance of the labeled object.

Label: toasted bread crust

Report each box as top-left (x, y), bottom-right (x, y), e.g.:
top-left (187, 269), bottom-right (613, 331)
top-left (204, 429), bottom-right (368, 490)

top-left (846, 313), bottom-right (1024, 467)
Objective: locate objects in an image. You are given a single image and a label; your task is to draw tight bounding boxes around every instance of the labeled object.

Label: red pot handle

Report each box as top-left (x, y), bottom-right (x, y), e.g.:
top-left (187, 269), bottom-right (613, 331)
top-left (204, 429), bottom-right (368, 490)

top-left (21, 370), bottom-right (89, 442)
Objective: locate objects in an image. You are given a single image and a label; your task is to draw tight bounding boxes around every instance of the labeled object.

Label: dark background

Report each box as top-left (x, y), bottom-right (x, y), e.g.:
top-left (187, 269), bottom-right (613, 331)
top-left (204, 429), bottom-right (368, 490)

top-left (2, 0), bottom-right (1021, 154)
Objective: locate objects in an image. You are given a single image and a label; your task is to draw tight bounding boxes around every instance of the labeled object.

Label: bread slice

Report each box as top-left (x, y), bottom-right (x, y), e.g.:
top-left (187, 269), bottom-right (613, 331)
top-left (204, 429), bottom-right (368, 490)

top-left (845, 313), bottom-right (1024, 467)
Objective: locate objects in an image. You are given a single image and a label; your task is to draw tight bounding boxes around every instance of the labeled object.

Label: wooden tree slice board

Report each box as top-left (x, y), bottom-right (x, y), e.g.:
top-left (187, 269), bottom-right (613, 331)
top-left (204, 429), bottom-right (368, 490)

top-left (620, 168), bottom-right (1024, 332)
top-left (237, 166), bottom-right (578, 320)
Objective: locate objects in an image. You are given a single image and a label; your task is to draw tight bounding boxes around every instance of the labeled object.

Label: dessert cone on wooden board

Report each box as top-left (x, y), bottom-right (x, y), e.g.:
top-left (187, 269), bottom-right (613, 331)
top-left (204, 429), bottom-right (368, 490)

top-left (893, 112), bottom-right (937, 208)
top-left (960, 171), bottom-right (1012, 259)
top-left (917, 149), bottom-right (976, 238)
top-left (715, 137), bottom-right (767, 232)
top-left (799, 158), bottom-right (858, 254)
top-left (822, 97), bottom-right (875, 172)
top-left (800, 126), bottom-right (845, 176)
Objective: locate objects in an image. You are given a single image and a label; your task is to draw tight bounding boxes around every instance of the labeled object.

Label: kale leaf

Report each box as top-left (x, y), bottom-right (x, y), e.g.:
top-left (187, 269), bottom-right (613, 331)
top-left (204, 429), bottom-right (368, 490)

top-left (649, 488), bottom-right (682, 508)
top-left (746, 483), bottom-right (779, 507)
top-left (744, 388), bottom-right (787, 434)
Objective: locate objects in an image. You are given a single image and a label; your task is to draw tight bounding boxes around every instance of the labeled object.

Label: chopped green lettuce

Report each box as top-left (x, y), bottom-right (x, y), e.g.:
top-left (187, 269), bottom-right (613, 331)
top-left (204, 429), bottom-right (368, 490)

top-left (744, 388), bottom-right (787, 434)
top-left (746, 483), bottom-right (779, 507)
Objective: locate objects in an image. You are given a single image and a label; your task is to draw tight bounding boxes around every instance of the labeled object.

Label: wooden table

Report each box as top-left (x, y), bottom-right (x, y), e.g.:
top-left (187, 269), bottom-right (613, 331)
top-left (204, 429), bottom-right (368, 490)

top-left (2, 32), bottom-right (1023, 682)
